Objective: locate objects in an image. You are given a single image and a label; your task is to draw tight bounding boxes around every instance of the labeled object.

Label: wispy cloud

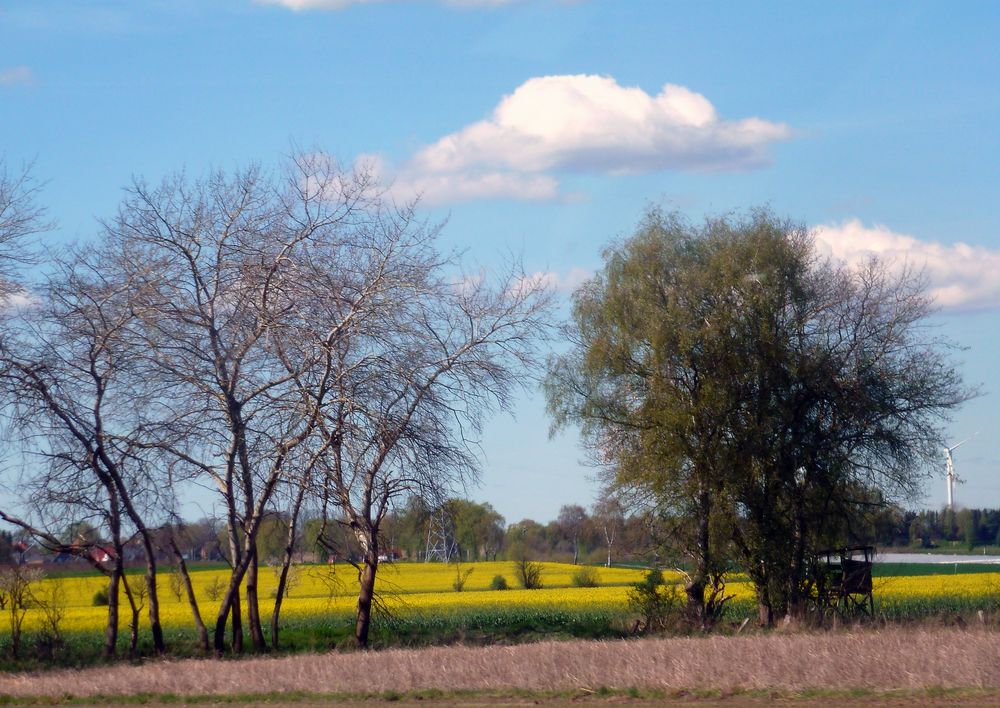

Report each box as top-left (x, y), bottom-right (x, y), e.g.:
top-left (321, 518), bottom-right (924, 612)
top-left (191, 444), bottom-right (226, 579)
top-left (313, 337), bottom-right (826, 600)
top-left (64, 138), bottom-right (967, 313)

top-left (260, 0), bottom-right (520, 9)
top-left (813, 219), bottom-right (1000, 312)
top-left (372, 74), bottom-right (791, 205)
top-left (0, 66), bottom-right (33, 87)
top-left (515, 266), bottom-right (592, 295)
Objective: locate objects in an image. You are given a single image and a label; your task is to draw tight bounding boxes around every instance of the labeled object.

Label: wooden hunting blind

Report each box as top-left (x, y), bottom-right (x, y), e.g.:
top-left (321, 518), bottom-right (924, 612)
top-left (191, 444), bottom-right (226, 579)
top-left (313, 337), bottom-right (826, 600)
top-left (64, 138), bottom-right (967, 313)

top-left (808, 545), bottom-right (875, 617)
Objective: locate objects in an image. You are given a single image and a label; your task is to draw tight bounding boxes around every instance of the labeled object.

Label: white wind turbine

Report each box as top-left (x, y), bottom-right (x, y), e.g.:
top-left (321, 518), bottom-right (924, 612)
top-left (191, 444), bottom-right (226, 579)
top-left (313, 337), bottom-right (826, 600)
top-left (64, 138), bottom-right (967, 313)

top-left (943, 433), bottom-right (978, 510)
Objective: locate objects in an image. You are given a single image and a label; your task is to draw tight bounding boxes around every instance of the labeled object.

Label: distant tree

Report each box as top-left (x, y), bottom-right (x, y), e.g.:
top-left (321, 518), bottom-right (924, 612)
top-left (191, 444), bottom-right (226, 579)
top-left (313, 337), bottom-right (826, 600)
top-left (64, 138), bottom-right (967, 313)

top-left (556, 505), bottom-right (588, 564)
top-left (591, 497), bottom-right (624, 568)
top-left (449, 499), bottom-right (505, 561)
top-left (505, 519), bottom-right (548, 560)
top-left (960, 509), bottom-right (979, 550)
top-left (385, 496), bottom-right (432, 559)
top-left (0, 563), bottom-right (41, 658)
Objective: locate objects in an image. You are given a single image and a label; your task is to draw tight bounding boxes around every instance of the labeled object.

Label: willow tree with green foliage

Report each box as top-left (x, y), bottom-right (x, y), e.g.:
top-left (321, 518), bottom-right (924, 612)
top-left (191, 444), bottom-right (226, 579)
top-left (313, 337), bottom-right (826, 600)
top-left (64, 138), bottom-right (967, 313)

top-left (546, 209), bottom-right (739, 626)
top-left (547, 208), bottom-right (972, 626)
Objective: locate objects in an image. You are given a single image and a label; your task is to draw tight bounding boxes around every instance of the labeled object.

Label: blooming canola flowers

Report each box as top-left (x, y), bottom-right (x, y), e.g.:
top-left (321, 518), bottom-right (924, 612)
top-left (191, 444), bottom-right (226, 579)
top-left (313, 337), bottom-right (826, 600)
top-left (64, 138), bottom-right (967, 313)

top-left (8, 562), bottom-right (1000, 635)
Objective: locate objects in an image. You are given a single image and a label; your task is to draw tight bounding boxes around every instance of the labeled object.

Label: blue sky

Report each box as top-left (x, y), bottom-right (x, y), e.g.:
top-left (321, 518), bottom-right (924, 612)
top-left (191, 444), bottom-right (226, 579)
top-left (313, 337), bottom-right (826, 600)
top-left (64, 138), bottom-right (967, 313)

top-left (2, 0), bottom-right (999, 523)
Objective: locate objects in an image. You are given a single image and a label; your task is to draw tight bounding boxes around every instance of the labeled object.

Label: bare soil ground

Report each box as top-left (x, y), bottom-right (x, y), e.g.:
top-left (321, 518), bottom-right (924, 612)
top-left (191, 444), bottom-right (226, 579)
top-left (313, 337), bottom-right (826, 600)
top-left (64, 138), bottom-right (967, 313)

top-left (1, 627), bottom-right (999, 704)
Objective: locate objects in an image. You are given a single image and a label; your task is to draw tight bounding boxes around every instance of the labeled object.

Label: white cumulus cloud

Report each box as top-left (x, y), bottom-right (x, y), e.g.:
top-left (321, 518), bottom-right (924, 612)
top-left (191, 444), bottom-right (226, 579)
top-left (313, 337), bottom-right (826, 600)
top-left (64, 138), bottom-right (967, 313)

top-left (374, 74), bottom-right (790, 204)
top-left (411, 75), bottom-right (789, 175)
top-left (813, 219), bottom-right (1000, 312)
top-left (0, 66), bottom-right (33, 87)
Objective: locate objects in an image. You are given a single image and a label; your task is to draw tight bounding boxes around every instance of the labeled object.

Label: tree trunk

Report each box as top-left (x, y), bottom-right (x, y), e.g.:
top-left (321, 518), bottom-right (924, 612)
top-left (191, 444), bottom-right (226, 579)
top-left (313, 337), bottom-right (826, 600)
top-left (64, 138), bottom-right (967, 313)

top-left (758, 601), bottom-right (774, 627)
top-left (168, 536), bottom-right (209, 653)
top-left (212, 571), bottom-right (248, 655)
top-left (103, 566), bottom-right (120, 658)
top-left (271, 480), bottom-right (307, 651)
top-left (757, 580), bottom-right (775, 627)
top-left (603, 523), bottom-right (615, 568)
top-left (270, 560), bottom-right (290, 651)
top-left (214, 518), bottom-right (246, 654)
top-left (245, 546), bottom-right (266, 651)
top-left (687, 487), bottom-right (712, 627)
top-left (139, 532), bottom-right (165, 654)
top-left (355, 542), bottom-right (379, 649)
top-left (120, 572), bottom-right (140, 657)
top-left (788, 489), bottom-right (809, 620)
top-left (231, 593), bottom-right (243, 653)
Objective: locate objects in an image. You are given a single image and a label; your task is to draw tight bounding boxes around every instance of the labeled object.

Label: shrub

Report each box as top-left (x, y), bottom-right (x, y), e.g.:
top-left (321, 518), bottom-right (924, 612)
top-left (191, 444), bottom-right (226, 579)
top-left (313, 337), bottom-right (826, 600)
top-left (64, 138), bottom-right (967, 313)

top-left (490, 574), bottom-right (509, 591)
top-left (91, 588), bottom-right (109, 607)
top-left (572, 566), bottom-right (600, 588)
top-left (515, 557), bottom-right (543, 590)
top-left (168, 571), bottom-right (184, 602)
top-left (452, 565), bottom-right (474, 592)
top-left (205, 576), bottom-right (225, 602)
top-left (626, 569), bottom-right (682, 633)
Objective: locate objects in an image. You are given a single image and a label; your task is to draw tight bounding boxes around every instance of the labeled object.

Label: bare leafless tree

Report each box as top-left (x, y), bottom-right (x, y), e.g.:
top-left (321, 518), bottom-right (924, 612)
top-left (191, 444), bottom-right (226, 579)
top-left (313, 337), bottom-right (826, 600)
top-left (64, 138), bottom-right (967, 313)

top-left (0, 151), bottom-right (551, 659)
top-left (268, 465), bottom-right (311, 650)
top-left (0, 244), bottom-right (168, 654)
top-left (99, 155), bottom-right (395, 653)
top-left (592, 497), bottom-right (624, 568)
top-left (0, 562), bottom-right (41, 658)
top-left (304, 256), bottom-right (552, 647)
top-left (0, 157), bottom-right (47, 298)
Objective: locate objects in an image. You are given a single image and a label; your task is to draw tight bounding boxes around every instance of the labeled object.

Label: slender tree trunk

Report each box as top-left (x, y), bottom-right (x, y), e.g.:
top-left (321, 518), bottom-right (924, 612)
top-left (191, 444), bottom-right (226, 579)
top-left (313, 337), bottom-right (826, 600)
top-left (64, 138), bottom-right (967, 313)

top-left (8, 600), bottom-right (22, 659)
top-left (757, 577), bottom-right (775, 627)
top-left (138, 532), bottom-right (165, 654)
top-left (213, 508), bottom-right (279, 654)
top-left (246, 546), bottom-right (266, 651)
top-left (232, 413), bottom-right (265, 652)
top-left (120, 570), bottom-right (140, 657)
top-left (270, 560), bottom-right (290, 651)
top-left (230, 593), bottom-right (243, 653)
top-left (104, 499), bottom-right (125, 659)
top-left (788, 488), bottom-right (809, 620)
top-left (168, 536), bottom-right (209, 653)
top-left (96, 439), bottom-right (166, 655)
top-left (758, 601), bottom-right (774, 627)
top-left (104, 566), bottom-right (120, 658)
top-left (272, 480), bottom-right (307, 650)
top-left (212, 565), bottom-right (249, 654)
top-left (214, 517), bottom-right (246, 654)
top-left (355, 539), bottom-right (379, 649)
top-left (686, 487), bottom-right (711, 626)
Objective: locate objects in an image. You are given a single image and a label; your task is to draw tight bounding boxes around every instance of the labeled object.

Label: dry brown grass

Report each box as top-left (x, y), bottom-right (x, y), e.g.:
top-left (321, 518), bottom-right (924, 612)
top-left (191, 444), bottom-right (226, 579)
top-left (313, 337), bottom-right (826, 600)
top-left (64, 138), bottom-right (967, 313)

top-left (1, 627), bottom-right (998, 698)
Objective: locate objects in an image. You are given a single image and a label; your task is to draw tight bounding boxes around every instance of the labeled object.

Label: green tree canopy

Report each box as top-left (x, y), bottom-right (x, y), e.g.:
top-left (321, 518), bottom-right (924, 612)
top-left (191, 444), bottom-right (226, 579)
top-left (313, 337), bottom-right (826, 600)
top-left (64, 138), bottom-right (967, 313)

top-left (546, 207), bottom-right (972, 624)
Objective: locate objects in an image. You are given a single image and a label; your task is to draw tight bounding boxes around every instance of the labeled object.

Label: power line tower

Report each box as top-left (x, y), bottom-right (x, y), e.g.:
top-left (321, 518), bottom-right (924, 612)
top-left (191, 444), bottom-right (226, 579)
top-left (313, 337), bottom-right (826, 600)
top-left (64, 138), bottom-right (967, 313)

top-left (425, 507), bottom-right (457, 562)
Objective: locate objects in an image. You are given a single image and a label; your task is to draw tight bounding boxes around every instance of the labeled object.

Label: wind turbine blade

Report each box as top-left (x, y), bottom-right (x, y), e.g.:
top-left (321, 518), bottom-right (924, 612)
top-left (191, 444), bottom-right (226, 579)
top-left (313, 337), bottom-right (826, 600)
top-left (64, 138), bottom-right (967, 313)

top-left (948, 431), bottom-right (980, 453)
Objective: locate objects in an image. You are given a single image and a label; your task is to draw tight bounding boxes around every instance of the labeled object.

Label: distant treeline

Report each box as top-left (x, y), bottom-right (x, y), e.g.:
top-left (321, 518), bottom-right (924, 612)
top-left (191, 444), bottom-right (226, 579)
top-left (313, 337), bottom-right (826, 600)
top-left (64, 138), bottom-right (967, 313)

top-left (7, 499), bottom-right (997, 571)
top-left (881, 507), bottom-right (1000, 550)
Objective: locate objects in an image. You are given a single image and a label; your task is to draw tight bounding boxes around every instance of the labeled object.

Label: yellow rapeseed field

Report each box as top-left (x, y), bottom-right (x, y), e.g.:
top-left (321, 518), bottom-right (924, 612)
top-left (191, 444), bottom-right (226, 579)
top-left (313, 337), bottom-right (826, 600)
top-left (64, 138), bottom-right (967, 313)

top-left (7, 562), bottom-right (1000, 635)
